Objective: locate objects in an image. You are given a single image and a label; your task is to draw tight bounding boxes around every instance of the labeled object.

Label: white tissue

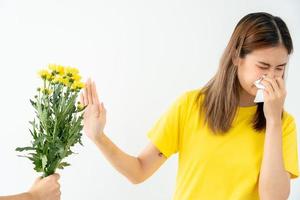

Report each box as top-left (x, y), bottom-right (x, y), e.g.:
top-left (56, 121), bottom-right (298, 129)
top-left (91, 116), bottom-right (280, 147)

top-left (253, 76), bottom-right (266, 103)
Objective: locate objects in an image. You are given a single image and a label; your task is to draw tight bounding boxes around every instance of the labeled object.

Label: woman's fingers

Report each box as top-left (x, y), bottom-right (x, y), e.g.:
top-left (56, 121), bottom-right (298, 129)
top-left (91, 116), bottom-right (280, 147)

top-left (276, 77), bottom-right (287, 98)
top-left (84, 81), bottom-right (89, 105)
top-left (93, 82), bottom-right (103, 113)
top-left (83, 78), bottom-right (105, 107)
top-left (264, 77), bottom-right (280, 92)
top-left (86, 78), bottom-right (93, 104)
top-left (264, 77), bottom-right (286, 98)
top-left (275, 76), bottom-right (286, 91)
top-left (261, 79), bottom-right (275, 98)
top-left (92, 82), bottom-right (104, 114)
top-left (102, 103), bottom-right (106, 114)
top-left (92, 81), bottom-right (100, 105)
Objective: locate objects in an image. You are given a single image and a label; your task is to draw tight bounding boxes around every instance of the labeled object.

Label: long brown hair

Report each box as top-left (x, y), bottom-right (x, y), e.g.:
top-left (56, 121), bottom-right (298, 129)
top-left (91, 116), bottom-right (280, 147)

top-left (196, 12), bottom-right (293, 134)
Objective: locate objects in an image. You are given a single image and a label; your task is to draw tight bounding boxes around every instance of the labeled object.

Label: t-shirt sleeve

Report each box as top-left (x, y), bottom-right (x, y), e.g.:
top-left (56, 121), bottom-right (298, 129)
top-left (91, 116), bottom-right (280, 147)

top-left (282, 114), bottom-right (299, 179)
top-left (146, 92), bottom-right (188, 158)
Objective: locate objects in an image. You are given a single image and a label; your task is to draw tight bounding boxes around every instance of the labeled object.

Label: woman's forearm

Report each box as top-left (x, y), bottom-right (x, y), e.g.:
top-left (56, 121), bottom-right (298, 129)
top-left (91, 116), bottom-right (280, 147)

top-left (92, 132), bottom-right (144, 184)
top-left (259, 120), bottom-right (290, 200)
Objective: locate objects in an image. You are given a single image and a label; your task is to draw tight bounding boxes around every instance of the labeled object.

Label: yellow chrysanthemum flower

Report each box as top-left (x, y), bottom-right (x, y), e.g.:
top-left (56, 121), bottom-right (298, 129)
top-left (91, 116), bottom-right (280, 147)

top-left (73, 74), bottom-right (81, 81)
top-left (53, 76), bottom-right (66, 85)
top-left (39, 65), bottom-right (84, 91)
top-left (48, 64), bottom-right (57, 71)
top-left (77, 102), bottom-right (85, 110)
top-left (62, 78), bottom-right (70, 86)
top-left (57, 65), bottom-right (65, 75)
top-left (65, 66), bottom-right (79, 77)
top-left (38, 69), bottom-right (52, 80)
top-left (48, 64), bottom-right (65, 76)
top-left (71, 81), bottom-right (85, 90)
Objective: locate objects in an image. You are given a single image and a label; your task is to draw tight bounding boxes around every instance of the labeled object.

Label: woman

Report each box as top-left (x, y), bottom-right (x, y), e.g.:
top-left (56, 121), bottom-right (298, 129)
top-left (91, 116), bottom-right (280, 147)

top-left (81, 12), bottom-right (299, 199)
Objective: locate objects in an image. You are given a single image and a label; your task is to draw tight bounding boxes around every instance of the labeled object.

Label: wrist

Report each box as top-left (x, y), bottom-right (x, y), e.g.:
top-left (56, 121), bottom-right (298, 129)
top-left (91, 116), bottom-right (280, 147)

top-left (92, 131), bottom-right (105, 144)
top-left (266, 118), bottom-right (281, 126)
top-left (26, 192), bottom-right (38, 200)
top-left (266, 118), bottom-right (282, 131)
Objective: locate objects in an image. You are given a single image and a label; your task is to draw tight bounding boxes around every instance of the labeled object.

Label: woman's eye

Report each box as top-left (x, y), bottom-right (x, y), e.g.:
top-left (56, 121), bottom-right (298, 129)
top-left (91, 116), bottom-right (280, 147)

top-left (258, 66), bottom-right (268, 70)
top-left (276, 68), bottom-right (284, 71)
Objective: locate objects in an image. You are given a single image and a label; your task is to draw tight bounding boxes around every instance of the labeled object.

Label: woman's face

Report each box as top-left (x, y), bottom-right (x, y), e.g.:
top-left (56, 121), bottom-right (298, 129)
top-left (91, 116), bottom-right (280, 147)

top-left (237, 45), bottom-right (289, 97)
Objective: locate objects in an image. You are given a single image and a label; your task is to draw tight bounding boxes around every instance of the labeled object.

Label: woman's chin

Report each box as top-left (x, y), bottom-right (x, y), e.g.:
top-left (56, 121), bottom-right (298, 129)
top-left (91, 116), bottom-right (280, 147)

top-left (240, 86), bottom-right (257, 97)
top-left (250, 86), bottom-right (259, 96)
top-left (245, 89), bottom-right (257, 97)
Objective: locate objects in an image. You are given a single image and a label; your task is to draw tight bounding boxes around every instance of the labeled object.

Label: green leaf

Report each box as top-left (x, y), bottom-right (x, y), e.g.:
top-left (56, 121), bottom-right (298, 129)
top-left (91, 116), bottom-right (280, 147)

top-left (30, 99), bottom-right (37, 108)
top-left (16, 147), bottom-right (35, 152)
top-left (41, 155), bottom-right (47, 170)
top-left (57, 162), bottom-right (70, 169)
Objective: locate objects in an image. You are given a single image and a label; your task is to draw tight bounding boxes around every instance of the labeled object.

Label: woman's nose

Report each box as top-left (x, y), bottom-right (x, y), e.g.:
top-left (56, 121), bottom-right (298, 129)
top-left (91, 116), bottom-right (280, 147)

top-left (265, 69), bottom-right (275, 78)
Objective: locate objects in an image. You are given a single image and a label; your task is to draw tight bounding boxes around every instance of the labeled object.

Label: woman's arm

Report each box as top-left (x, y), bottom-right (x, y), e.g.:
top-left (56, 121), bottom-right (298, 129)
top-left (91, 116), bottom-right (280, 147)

top-left (258, 76), bottom-right (291, 200)
top-left (93, 134), bottom-right (166, 184)
top-left (81, 79), bottom-right (167, 184)
top-left (259, 120), bottom-right (290, 200)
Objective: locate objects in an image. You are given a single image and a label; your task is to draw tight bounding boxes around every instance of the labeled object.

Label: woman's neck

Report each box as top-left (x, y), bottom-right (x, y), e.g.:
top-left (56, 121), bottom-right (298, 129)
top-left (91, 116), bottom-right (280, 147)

top-left (239, 88), bottom-right (256, 107)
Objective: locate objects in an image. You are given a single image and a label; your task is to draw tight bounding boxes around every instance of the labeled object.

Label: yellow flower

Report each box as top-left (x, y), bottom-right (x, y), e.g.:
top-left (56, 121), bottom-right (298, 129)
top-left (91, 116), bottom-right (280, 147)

top-left (57, 65), bottom-right (65, 75)
top-left (53, 76), bottom-right (67, 85)
top-left (65, 67), bottom-right (79, 77)
top-left (38, 69), bottom-right (52, 80)
top-left (39, 65), bottom-right (83, 89)
top-left (73, 74), bottom-right (81, 81)
top-left (77, 102), bottom-right (85, 110)
top-left (71, 81), bottom-right (85, 90)
top-left (62, 77), bottom-right (70, 86)
top-left (48, 64), bottom-right (65, 76)
top-left (48, 64), bottom-right (57, 71)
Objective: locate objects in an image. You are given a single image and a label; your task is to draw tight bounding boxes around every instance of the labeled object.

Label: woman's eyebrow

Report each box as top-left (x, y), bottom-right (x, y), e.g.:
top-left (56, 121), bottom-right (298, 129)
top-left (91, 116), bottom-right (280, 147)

top-left (258, 61), bottom-right (287, 67)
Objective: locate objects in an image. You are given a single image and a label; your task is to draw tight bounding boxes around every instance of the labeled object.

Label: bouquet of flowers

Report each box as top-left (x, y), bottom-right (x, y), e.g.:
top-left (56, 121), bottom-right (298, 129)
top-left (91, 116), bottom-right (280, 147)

top-left (16, 64), bottom-right (86, 177)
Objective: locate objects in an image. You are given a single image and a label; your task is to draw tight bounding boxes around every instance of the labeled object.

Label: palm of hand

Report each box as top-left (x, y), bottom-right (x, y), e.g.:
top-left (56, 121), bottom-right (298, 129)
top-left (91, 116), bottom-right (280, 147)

top-left (81, 79), bottom-right (106, 141)
top-left (84, 104), bottom-right (106, 140)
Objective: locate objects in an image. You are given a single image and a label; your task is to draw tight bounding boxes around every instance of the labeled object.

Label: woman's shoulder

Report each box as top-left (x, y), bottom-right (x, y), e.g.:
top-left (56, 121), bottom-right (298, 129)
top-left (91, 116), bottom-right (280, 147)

top-left (181, 87), bottom-right (205, 101)
top-left (174, 87), bottom-right (206, 112)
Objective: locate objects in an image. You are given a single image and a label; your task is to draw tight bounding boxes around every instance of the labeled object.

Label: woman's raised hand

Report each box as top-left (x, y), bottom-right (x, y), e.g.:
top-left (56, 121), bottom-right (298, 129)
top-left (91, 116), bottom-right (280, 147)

top-left (80, 78), bottom-right (107, 142)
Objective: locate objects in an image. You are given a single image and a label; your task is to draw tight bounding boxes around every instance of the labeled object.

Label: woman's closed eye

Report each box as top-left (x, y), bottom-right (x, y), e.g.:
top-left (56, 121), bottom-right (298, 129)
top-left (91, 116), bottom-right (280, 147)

top-left (257, 65), bottom-right (284, 71)
top-left (276, 67), bottom-right (284, 71)
top-left (257, 65), bottom-right (268, 70)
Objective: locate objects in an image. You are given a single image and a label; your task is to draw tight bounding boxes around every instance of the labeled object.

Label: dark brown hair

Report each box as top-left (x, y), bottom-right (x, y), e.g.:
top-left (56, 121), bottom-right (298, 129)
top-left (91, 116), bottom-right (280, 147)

top-left (196, 12), bottom-right (293, 134)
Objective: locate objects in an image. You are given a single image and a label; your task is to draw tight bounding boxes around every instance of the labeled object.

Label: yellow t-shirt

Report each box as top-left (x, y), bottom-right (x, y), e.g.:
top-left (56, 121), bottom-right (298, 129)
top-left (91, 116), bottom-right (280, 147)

top-left (147, 89), bottom-right (299, 200)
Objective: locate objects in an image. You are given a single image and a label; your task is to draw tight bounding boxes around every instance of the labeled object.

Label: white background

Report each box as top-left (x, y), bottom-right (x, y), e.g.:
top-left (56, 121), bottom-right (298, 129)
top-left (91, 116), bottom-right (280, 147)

top-left (0, 0), bottom-right (299, 199)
